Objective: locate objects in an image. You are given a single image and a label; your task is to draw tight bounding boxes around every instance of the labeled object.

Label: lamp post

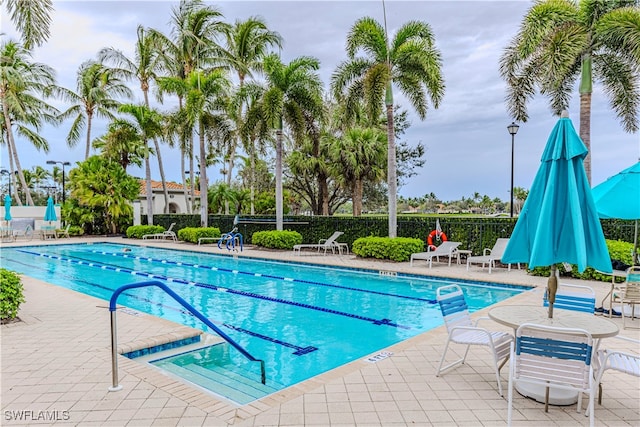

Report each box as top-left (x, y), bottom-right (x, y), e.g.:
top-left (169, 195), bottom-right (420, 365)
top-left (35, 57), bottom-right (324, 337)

top-left (46, 160), bottom-right (71, 204)
top-left (507, 122), bottom-right (520, 218)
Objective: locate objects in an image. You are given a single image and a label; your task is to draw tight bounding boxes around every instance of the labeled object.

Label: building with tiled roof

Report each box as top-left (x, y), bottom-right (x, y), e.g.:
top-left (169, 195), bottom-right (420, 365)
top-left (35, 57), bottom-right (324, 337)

top-left (137, 179), bottom-right (199, 215)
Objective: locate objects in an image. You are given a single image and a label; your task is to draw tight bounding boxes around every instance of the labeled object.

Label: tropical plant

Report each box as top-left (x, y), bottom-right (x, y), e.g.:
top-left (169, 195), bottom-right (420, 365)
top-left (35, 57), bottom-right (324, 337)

top-left (0, 39), bottom-right (59, 206)
top-left (59, 60), bottom-right (133, 159)
top-left (331, 17), bottom-right (445, 237)
top-left (260, 53), bottom-right (323, 230)
top-left (117, 104), bottom-right (164, 225)
top-left (328, 127), bottom-right (387, 216)
top-left (500, 0), bottom-right (640, 181)
top-left (2, 0), bottom-right (53, 49)
top-left (68, 156), bottom-right (139, 234)
top-left (92, 119), bottom-right (148, 170)
top-left (0, 268), bottom-right (24, 321)
top-left (98, 25), bottom-right (171, 213)
top-left (208, 182), bottom-right (236, 214)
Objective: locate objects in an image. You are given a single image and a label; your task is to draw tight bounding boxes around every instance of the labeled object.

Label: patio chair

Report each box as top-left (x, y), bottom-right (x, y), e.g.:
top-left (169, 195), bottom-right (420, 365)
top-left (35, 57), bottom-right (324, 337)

top-left (592, 336), bottom-right (640, 406)
top-left (410, 241), bottom-right (461, 268)
top-left (293, 231), bottom-right (345, 255)
top-left (507, 323), bottom-right (595, 427)
top-left (543, 283), bottom-right (596, 314)
top-left (435, 284), bottom-right (513, 396)
top-left (466, 238), bottom-right (519, 273)
top-left (142, 223), bottom-right (177, 241)
top-left (612, 266), bottom-right (640, 329)
top-left (56, 224), bottom-right (71, 238)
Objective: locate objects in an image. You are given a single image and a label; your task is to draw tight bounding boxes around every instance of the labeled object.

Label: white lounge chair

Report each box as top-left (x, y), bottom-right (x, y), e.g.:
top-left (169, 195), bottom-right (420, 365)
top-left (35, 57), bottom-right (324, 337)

top-left (410, 241), bottom-right (461, 267)
top-left (142, 223), bottom-right (177, 241)
top-left (293, 231), bottom-right (345, 255)
top-left (56, 224), bottom-right (71, 238)
top-left (466, 238), bottom-right (518, 273)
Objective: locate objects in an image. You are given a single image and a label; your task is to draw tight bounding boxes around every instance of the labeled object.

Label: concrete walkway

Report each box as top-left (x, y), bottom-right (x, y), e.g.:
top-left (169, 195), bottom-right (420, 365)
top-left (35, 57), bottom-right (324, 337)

top-left (1, 237), bottom-right (639, 426)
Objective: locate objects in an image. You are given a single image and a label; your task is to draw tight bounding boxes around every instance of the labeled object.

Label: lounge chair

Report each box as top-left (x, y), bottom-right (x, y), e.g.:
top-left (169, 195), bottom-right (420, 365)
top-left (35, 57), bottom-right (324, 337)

top-left (293, 231), bottom-right (346, 255)
top-left (56, 224), bottom-right (71, 238)
top-left (466, 238), bottom-right (518, 273)
top-left (142, 223), bottom-right (177, 241)
top-left (410, 241), bottom-right (461, 267)
top-left (612, 266), bottom-right (640, 329)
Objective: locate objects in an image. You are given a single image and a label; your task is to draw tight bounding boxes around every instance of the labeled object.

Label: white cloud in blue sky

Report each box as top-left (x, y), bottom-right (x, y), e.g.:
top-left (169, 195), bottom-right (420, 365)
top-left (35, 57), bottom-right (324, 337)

top-left (2, 1), bottom-right (638, 202)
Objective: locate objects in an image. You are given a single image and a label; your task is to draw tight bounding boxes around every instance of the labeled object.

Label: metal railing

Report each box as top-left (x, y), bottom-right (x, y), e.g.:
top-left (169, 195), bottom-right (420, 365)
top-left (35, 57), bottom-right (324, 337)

top-left (108, 280), bottom-right (266, 392)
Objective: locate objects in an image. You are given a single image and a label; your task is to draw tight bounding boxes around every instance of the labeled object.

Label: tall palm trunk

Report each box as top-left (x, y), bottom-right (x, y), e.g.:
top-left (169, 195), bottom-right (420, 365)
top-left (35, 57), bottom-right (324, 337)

top-left (275, 128), bottom-right (283, 230)
top-left (189, 135), bottom-right (196, 213)
top-left (2, 105), bottom-right (31, 205)
top-left (250, 139), bottom-right (256, 215)
top-left (145, 148), bottom-right (153, 225)
top-left (199, 120), bottom-right (208, 227)
top-left (84, 111), bottom-right (93, 159)
top-left (579, 54), bottom-right (593, 184)
top-left (386, 95), bottom-right (397, 238)
top-left (143, 90), bottom-right (170, 213)
top-left (352, 179), bottom-right (363, 216)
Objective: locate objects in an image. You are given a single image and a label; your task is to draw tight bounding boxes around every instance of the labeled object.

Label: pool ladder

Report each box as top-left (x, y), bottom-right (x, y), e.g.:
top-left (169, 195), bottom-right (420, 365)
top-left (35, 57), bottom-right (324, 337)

top-left (108, 280), bottom-right (266, 392)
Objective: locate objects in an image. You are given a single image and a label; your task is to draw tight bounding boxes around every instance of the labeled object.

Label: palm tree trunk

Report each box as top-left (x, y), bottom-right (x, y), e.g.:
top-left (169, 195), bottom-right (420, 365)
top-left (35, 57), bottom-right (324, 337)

top-left (386, 101), bottom-right (397, 238)
top-left (275, 128), bottom-right (283, 230)
top-left (250, 139), bottom-right (256, 215)
top-left (580, 92), bottom-right (592, 184)
top-left (199, 120), bottom-right (208, 228)
top-left (189, 137), bottom-right (196, 213)
top-left (145, 148), bottom-right (154, 226)
top-left (85, 112), bottom-right (93, 159)
top-left (144, 89), bottom-right (170, 213)
top-left (3, 105), bottom-right (32, 205)
top-left (353, 179), bottom-right (363, 216)
top-left (181, 153), bottom-right (190, 214)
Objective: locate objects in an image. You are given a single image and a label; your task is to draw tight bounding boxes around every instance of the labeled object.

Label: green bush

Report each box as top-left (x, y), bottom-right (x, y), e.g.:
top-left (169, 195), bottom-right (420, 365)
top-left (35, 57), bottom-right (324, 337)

top-left (126, 225), bottom-right (165, 239)
top-left (252, 230), bottom-right (302, 249)
top-left (528, 239), bottom-right (635, 283)
top-left (68, 225), bottom-right (84, 236)
top-left (177, 227), bottom-right (221, 243)
top-left (0, 269), bottom-right (25, 321)
top-left (352, 237), bottom-right (424, 262)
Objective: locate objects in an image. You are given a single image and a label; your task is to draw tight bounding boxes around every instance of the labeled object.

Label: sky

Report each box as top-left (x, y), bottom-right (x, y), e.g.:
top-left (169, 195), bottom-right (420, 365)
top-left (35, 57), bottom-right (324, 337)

top-left (1, 0), bottom-right (639, 203)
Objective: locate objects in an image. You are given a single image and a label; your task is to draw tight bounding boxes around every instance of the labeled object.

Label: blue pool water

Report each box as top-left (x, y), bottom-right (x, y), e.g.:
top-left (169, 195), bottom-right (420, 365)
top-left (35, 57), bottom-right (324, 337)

top-left (1, 242), bottom-right (529, 403)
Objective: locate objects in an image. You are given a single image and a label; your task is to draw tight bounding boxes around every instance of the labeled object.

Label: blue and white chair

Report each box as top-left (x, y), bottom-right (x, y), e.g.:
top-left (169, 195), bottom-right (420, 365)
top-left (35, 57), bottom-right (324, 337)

top-left (592, 336), bottom-right (640, 406)
top-left (507, 323), bottom-right (595, 427)
top-left (543, 283), bottom-right (596, 314)
top-left (436, 284), bottom-right (513, 396)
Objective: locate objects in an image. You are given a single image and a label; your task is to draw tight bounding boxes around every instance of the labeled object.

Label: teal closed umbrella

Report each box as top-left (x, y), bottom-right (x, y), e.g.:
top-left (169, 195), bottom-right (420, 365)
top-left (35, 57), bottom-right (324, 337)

top-left (502, 112), bottom-right (612, 318)
top-left (4, 195), bottom-right (11, 221)
top-left (44, 196), bottom-right (57, 223)
top-left (592, 161), bottom-right (640, 263)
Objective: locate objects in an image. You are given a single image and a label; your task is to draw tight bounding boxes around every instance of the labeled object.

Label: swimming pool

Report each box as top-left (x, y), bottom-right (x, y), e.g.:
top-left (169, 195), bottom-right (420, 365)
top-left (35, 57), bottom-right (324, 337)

top-left (1, 242), bottom-right (529, 404)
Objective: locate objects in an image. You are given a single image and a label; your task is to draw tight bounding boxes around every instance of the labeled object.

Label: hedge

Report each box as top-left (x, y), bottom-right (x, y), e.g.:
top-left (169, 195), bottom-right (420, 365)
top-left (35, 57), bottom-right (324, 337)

top-left (352, 237), bottom-right (424, 262)
top-left (177, 227), bottom-right (221, 244)
top-left (252, 230), bottom-right (302, 249)
top-left (0, 269), bottom-right (25, 321)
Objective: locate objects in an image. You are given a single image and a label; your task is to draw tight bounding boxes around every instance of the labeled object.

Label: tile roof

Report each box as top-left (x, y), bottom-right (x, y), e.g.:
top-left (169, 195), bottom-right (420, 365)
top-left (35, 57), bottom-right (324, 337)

top-left (138, 179), bottom-right (200, 196)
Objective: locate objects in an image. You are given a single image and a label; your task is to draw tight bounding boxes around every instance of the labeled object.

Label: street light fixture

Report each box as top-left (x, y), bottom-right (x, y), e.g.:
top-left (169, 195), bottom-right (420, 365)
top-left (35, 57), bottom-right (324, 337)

top-left (507, 122), bottom-right (520, 218)
top-left (46, 160), bottom-right (71, 204)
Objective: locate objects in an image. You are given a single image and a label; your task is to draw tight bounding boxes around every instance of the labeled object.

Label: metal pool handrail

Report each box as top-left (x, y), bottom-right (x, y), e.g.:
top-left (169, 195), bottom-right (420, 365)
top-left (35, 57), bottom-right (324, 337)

top-left (107, 280), bottom-right (266, 392)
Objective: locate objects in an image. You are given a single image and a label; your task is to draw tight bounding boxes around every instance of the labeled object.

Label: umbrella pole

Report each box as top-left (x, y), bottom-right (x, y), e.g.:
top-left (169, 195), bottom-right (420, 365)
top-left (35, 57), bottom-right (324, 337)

top-left (547, 265), bottom-right (558, 318)
top-left (634, 220), bottom-right (638, 265)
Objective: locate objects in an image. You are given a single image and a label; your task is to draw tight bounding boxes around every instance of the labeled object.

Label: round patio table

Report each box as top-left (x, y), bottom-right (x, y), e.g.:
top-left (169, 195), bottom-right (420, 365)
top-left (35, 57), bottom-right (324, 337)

top-left (489, 305), bottom-right (619, 405)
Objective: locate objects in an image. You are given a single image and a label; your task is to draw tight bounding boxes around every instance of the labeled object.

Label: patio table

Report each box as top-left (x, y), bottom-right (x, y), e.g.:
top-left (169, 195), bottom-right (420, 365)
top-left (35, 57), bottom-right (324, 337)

top-left (488, 305), bottom-right (619, 405)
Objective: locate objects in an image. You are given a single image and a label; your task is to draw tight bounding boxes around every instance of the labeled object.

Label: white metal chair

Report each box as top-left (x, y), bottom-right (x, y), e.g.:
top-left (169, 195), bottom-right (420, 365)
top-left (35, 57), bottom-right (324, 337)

top-left (592, 336), bottom-right (640, 406)
top-left (507, 323), bottom-right (595, 427)
top-left (466, 238), bottom-right (519, 273)
top-left (543, 283), bottom-right (596, 314)
top-left (410, 241), bottom-right (461, 267)
top-left (142, 222), bottom-right (177, 241)
top-left (613, 266), bottom-right (640, 329)
top-left (435, 284), bottom-right (513, 396)
top-left (292, 231), bottom-right (345, 255)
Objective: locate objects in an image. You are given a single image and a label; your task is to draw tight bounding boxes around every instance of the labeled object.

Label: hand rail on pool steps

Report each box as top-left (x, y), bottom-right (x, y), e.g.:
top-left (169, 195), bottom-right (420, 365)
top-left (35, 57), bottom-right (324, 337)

top-left (107, 280), bottom-right (266, 392)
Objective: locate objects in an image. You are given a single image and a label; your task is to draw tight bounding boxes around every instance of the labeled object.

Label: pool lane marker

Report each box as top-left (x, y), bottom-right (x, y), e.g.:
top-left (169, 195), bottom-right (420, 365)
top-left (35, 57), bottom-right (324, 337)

top-left (13, 251), bottom-right (318, 356)
top-left (18, 249), bottom-right (412, 330)
top-left (88, 249), bottom-right (436, 304)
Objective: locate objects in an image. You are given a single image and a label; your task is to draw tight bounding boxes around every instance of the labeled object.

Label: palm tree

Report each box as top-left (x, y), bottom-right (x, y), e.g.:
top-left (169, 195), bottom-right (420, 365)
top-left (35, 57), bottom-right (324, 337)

top-left (331, 17), bottom-right (445, 237)
top-left (500, 0), bottom-right (640, 181)
top-left (98, 25), bottom-right (171, 213)
top-left (220, 17), bottom-right (282, 191)
top-left (59, 60), bottom-right (133, 159)
top-left (158, 70), bottom-right (231, 227)
top-left (260, 53), bottom-right (323, 230)
top-left (0, 39), bottom-right (59, 206)
top-left (328, 127), bottom-right (387, 216)
top-left (118, 104), bottom-right (164, 225)
top-left (93, 119), bottom-right (148, 170)
top-left (3, 0), bottom-right (54, 49)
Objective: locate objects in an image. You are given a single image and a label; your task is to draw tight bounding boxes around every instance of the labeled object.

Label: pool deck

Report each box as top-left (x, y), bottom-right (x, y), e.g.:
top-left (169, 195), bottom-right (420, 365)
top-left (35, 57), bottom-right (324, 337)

top-left (1, 237), bottom-right (638, 426)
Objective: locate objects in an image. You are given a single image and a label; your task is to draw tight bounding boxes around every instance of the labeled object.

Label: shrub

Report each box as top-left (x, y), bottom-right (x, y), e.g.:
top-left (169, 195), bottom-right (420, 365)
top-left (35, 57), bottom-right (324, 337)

top-left (252, 230), bottom-right (302, 249)
top-left (68, 225), bottom-right (84, 236)
top-left (126, 225), bottom-right (165, 239)
top-left (528, 239), bottom-right (635, 283)
top-left (0, 269), bottom-right (25, 321)
top-left (352, 237), bottom-right (424, 262)
top-left (177, 227), bottom-right (221, 244)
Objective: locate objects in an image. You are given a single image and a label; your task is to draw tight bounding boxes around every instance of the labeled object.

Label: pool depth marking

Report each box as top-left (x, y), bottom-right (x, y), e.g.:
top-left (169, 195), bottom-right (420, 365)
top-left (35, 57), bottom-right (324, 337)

top-left (89, 249), bottom-right (436, 304)
top-left (17, 249), bottom-right (413, 329)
